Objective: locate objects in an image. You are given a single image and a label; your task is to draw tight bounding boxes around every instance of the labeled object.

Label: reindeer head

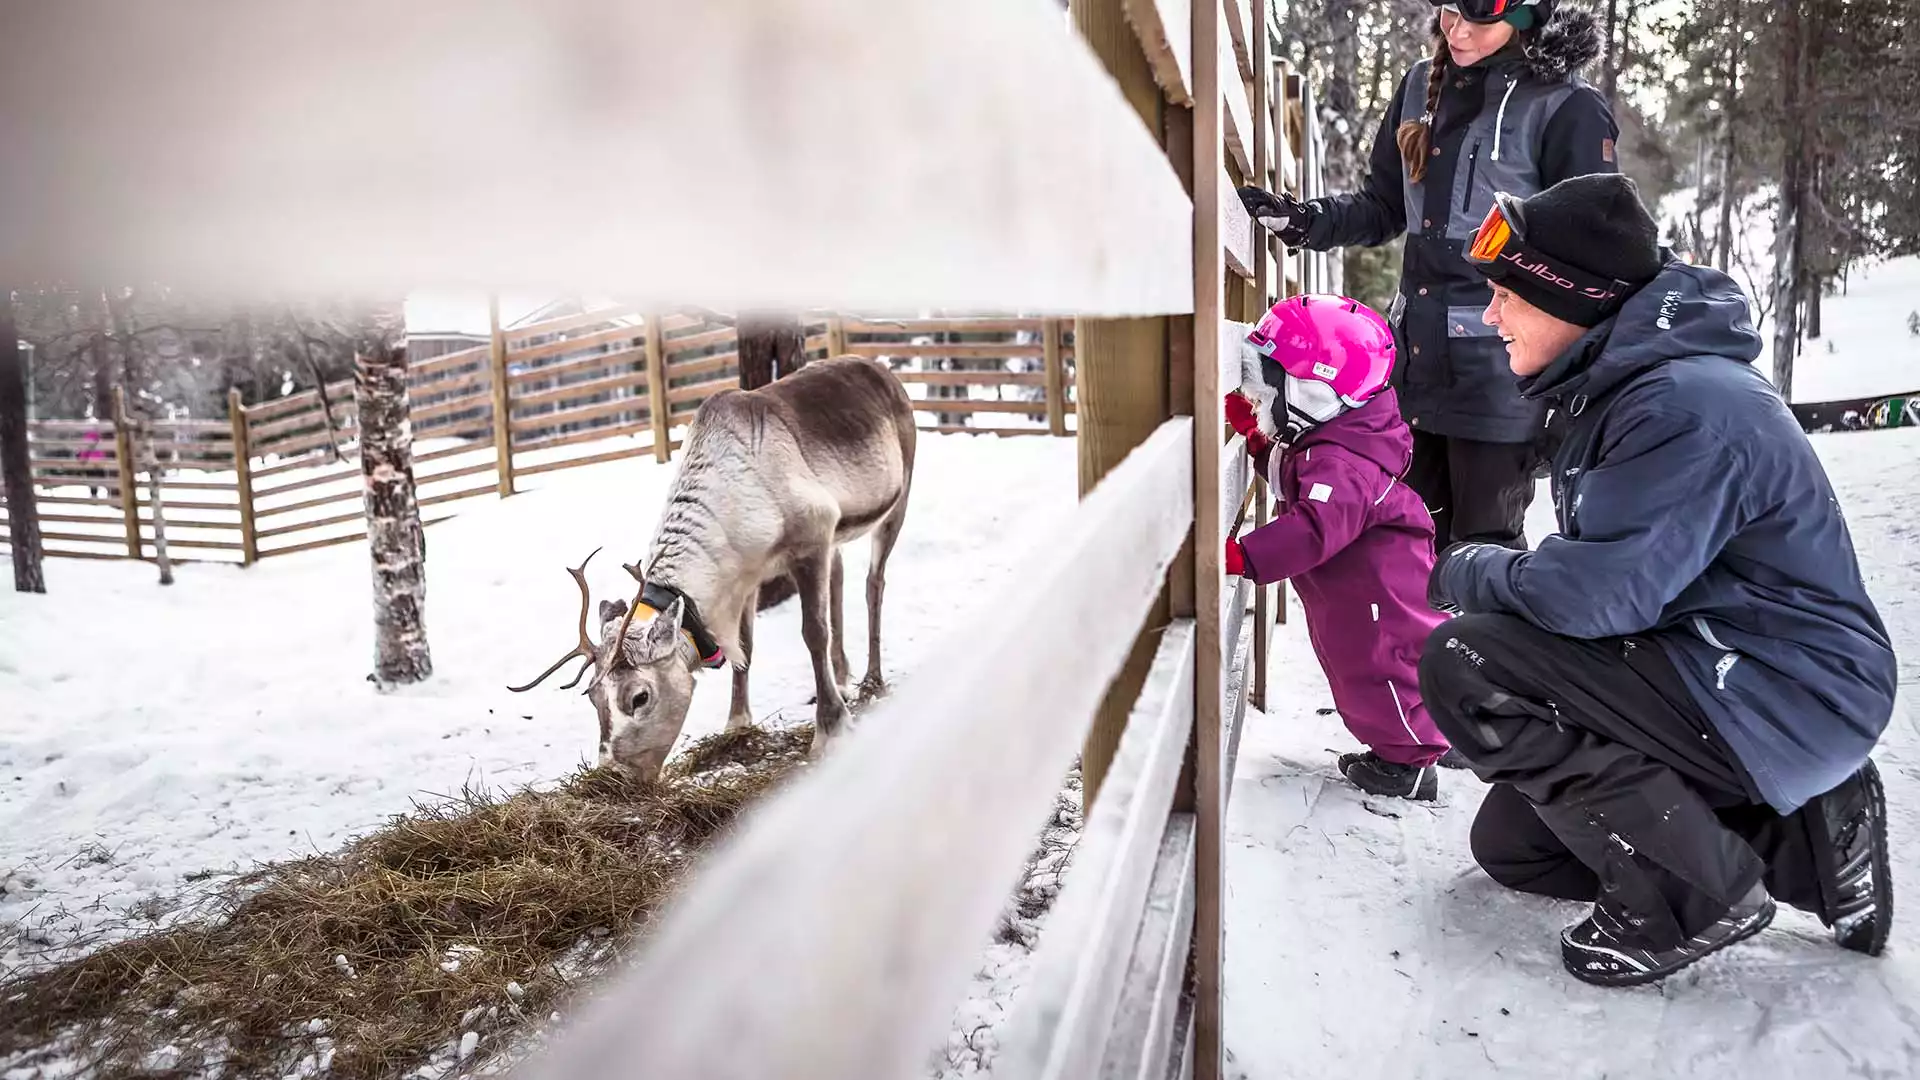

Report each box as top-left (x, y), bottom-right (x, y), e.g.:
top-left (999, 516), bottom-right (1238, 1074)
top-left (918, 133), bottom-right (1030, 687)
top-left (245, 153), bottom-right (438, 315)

top-left (508, 549), bottom-right (700, 780)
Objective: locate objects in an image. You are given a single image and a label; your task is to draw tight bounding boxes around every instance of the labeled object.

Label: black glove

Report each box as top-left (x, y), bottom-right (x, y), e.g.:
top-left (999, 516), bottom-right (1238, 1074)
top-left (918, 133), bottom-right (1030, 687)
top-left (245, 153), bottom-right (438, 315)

top-left (1427, 541), bottom-right (1493, 615)
top-left (1237, 185), bottom-right (1315, 247)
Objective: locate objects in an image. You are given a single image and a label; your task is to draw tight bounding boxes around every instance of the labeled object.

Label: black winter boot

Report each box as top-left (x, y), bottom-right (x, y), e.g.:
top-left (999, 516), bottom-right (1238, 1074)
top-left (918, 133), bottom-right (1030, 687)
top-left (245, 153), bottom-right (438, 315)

top-left (1819, 760), bottom-right (1893, 956)
top-left (1561, 881), bottom-right (1775, 987)
top-left (1437, 747), bottom-right (1473, 770)
top-left (1338, 751), bottom-right (1438, 801)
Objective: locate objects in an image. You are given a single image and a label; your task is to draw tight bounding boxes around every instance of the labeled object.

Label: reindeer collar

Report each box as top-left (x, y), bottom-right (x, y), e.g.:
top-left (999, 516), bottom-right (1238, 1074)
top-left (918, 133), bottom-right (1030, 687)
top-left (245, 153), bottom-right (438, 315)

top-left (637, 581), bottom-right (728, 669)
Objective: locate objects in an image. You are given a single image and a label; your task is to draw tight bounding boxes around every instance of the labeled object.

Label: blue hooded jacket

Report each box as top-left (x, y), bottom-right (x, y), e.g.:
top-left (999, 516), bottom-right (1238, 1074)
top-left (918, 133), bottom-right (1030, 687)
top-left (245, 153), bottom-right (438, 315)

top-left (1431, 260), bottom-right (1898, 813)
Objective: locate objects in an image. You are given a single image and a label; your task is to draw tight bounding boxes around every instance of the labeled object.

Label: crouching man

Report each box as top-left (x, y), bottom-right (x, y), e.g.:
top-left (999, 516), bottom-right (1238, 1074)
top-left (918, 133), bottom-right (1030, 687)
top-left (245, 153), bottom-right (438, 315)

top-left (1422, 173), bottom-right (1898, 986)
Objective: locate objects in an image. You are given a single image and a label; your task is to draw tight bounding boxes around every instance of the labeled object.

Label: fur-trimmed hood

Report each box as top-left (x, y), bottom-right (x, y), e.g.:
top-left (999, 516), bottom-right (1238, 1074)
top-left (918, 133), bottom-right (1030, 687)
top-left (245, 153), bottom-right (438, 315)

top-left (1426, 2), bottom-right (1604, 83)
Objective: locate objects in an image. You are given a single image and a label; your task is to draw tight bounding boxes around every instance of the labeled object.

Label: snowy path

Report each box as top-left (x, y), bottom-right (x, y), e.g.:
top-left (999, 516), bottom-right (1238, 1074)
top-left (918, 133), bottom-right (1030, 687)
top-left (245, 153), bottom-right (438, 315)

top-left (1223, 427), bottom-right (1920, 1080)
top-left (0, 432), bottom-right (1079, 969)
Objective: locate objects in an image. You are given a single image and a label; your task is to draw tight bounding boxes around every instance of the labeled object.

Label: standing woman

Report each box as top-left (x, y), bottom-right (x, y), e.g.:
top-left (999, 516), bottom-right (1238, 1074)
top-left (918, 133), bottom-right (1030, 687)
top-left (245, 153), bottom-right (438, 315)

top-left (1241, 1), bottom-right (1615, 550)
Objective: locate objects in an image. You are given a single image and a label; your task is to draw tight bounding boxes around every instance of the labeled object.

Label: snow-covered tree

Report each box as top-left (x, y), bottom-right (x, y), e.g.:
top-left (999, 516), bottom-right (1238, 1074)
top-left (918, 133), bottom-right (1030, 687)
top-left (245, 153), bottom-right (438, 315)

top-left (353, 303), bottom-right (432, 686)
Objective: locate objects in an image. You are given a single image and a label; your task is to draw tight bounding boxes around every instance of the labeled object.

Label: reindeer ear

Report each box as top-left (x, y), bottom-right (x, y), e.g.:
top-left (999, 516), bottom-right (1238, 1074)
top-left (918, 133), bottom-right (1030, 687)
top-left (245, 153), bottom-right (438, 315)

top-left (598, 598), bottom-right (629, 624)
top-left (643, 596), bottom-right (687, 656)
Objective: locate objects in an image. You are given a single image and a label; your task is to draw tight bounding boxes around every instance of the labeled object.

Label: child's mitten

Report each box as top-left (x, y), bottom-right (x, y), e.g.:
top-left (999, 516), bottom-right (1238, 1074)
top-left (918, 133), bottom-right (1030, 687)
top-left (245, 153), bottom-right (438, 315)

top-left (1224, 392), bottom-right (1272, 458)
top-left (1225, 536), bottom-right (1248, 578)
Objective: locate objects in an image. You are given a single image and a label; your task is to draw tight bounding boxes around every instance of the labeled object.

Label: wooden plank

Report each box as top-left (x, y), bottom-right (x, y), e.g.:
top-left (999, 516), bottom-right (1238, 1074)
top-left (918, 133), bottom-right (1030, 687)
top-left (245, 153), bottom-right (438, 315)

top-left (841, 317), bottom-right (1046, 335)
top-left (510, 394), bottom-right (653, 436)
top-left (512, 421), bottom-right (654, 456)
top-left (504, 303), bottom-right (643, 344)
top-left (509, 368), bottom-right (649, 412)
top-left (660, 324), bottom-right (736, 356)
top-left (894, 370), bottom-right (1046, 387)
top-left (416, 459), bottom-right (499, 489)
top-left (644, 313), bottom-right (673, 464)
top-left (418, 481), bottom-right (499, 510)
top-left (1191, 0), bottom-right (1228, 1074)
top-left (665, 378), bottom-right (735, 407)
top-left (907, 399), bottom-right (1049, 417)
top-left (664, 352), bottom-right (738, 381)
top-left (1220, 434), bottom-right (1250, 547)
top-left (411, 388), bottom-right (494, 425)
top-left (253, 486), bottom-right (361, 520)
top-left (112, 388), bottom-right (141, 559)
top-left (842, 342), bottom-right (1046, 360)
top-left (1221, 166), bottom-right (1254, 281)
top-left (1223, 0), bottom-right (1254, 83)
top-left (507, 322), bottom-right (647, 366)
top-left (258, 529), bottom-right (366, 559)
top-left (505, 347), bottom-right (644, 388)
top-left (923, 424), bottom-right (1055, 437)
top-left (996, 621), bottom-right (1196, 1080)
top-left (513, 442), bottom-right (660, 480)
top-left (409, 342), bottom-right (490, 377)
top-left (252, 463), bottom-right (360, 498)
top-left (1043, 318), bottom-right (1068, 437)
top-left (257, 509), bottom-right (363, 540)
top-left (519, 419), bottom-right (1194, 1080)
top-left (1094, 814), bottom-right (1198, 1080)
top-left (1121, 0), bottom-right (1193, 106)
top-left (1220, 31), bottom-right (1253, 178)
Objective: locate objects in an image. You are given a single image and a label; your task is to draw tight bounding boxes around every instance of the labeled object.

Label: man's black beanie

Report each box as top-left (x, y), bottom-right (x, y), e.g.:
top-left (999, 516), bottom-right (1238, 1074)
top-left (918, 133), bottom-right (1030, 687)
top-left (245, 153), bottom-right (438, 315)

top-left (1475, 173), bottom-right (1666, 327)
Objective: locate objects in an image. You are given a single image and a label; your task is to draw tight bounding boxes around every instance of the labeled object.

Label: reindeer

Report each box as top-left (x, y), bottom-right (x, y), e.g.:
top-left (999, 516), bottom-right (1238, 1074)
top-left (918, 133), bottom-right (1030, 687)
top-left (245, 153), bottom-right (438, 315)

top-left (508, 355), bottom-right (917, 778)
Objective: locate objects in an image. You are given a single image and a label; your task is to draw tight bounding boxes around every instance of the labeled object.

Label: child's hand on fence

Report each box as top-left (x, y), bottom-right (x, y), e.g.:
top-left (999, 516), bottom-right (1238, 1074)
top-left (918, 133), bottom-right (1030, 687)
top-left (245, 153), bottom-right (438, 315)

top-left (1225, 536), bottom-right (1247, 578)
top-left (1224, 392), bottom-right (1272, 458)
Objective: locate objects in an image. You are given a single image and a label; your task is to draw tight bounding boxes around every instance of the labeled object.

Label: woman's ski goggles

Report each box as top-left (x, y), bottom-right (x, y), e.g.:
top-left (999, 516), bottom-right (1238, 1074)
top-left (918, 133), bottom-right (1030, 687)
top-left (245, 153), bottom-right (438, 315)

top-left (1466, 192), bottom-right (1632, 320)
top-left (1435, 0), bottom-right (1539, 24)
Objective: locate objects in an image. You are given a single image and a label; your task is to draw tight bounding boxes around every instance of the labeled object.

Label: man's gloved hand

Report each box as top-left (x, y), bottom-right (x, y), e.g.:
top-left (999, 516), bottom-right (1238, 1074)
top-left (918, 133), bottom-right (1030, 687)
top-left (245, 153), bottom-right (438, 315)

top-left (1237, 186), bottom-right (1315, 247)
top-left (1428, 541), bottom-right (1493, 614)
top-left (1223, 391), bottom-right (1273, 458)
top-left (1226, 536), bottom-right (1248, 578)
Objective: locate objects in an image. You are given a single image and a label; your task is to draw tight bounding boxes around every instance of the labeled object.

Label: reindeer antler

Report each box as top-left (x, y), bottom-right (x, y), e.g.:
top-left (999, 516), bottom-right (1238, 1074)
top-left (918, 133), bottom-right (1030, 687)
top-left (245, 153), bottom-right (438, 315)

top-left (507, 547), bottom-right (604, 693)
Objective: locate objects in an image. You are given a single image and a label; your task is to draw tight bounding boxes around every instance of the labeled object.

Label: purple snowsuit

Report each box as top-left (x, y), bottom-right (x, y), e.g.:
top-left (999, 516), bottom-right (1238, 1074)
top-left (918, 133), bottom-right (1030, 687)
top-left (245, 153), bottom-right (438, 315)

top-left (1238, 387), bottom-right (1451, 767)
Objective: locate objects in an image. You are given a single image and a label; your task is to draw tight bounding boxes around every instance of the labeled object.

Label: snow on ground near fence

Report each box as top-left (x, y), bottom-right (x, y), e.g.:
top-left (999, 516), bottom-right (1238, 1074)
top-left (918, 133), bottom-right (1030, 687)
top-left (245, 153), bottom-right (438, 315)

top-left (0, 431), bottom-right (1079, 970)
top-left (1224, 427), bottom-right (1920, 1080)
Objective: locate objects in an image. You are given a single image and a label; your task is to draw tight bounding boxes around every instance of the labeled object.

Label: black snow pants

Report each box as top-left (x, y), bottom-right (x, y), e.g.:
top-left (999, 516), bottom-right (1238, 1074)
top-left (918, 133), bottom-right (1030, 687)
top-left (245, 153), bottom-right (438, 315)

top-left (1404, 430), bottom-right (1536, 551)
top-left (1419, 613), bottom-right (1842, 949)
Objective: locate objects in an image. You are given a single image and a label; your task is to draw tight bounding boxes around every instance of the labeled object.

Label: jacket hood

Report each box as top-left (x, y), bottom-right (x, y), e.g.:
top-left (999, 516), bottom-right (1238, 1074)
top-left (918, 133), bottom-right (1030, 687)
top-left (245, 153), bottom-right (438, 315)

top-left (1522, 259), bottom-right (1765, 405)
top-left (1293, 387), bottom-right (1413, 477)
top-left (1427, 3), bottom-right (1603, 83)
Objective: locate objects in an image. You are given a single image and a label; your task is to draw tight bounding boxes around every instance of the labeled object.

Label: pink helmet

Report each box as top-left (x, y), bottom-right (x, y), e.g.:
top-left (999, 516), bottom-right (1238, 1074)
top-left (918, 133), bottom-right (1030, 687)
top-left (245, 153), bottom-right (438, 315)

top-left (1245, 293), bottom-right (1396, 404)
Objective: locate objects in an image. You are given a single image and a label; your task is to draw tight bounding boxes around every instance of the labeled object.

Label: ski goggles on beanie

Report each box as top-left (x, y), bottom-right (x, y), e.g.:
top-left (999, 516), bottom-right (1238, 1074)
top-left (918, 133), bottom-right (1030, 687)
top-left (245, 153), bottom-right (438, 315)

top-left (1434, 0), bottom-right (1543, 26)
top-left (1466, 191), bottom-right (1635, 327)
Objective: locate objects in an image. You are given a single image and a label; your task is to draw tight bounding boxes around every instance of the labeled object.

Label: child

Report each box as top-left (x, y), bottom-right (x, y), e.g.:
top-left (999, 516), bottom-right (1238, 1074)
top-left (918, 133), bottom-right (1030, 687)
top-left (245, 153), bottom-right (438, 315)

top-left (1225, 294), bottom-right (1453, 800)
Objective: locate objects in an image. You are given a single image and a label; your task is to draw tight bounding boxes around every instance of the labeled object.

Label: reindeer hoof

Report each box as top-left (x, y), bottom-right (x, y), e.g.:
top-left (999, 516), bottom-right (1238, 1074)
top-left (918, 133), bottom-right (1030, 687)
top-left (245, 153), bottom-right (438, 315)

top-left (725, 712), bottom-right (756, 733)
top-left (856, 676), bottom-right (889, 703)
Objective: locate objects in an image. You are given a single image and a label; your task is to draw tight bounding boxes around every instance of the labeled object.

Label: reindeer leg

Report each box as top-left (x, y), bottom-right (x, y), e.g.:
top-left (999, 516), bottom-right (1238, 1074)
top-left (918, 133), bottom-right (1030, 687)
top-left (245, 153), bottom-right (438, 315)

top-left (794, 550), bottom-right (851, 752)
top-left (727, 587), bottom-right (756, 731)
top-left (859, 503), bottom-right (908, 701)
top-left (829, 548), bottom-right (852, 692)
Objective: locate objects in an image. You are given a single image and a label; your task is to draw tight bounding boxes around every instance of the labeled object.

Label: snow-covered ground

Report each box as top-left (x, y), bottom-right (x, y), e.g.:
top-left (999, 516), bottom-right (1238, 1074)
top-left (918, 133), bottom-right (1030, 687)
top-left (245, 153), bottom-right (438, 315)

top-left (0, 431), bottom-right (1079, 970)
top-left (1775, 255), bottom-right (1920, 404)
top-left (1223, 427), bottom-right (1920, 1080)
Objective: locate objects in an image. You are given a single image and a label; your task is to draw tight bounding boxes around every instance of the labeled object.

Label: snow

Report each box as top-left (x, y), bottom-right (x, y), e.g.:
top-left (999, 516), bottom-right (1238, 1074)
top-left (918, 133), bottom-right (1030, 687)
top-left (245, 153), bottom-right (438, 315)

top-left (0, 429), bottom-right (1080, 971)
top-left (1222, 428), bottom-right (1920, 1080)
top-left (1772, 256), bottom-right (1920, 405)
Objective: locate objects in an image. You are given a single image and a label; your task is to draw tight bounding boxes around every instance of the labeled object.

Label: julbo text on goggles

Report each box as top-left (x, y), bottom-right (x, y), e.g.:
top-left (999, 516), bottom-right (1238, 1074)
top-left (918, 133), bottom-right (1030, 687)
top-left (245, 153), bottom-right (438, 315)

top-left (1466, 192), bottom-right (1634, 320)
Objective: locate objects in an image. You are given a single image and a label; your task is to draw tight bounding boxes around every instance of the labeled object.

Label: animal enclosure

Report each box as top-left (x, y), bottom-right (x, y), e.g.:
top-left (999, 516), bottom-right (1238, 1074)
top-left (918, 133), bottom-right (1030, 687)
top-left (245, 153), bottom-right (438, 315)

top-left (0, 312), bottom-right (1078, 565)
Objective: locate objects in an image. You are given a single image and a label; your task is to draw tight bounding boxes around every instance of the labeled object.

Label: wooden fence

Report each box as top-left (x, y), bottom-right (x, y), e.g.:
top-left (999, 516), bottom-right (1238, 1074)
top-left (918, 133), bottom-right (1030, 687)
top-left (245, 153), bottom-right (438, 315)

top-left (1, 310), bottom-right (1078, 565)
top-left (17, 1), bottom-right (1314, 1077)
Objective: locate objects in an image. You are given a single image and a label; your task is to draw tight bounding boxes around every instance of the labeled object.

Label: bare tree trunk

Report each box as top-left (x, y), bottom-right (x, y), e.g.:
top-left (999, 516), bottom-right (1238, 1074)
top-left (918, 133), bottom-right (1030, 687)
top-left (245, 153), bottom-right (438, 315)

top-left (355, 307), bottom-right (432, 686)
top-left (107, 287), bottom-right (173, 585)
top-left (134, 420), bottom-right (174, 586)
top-left (299, 334), bottom-right (346, 462)
top-left (1714, 7), bottom-right (1743, 273)
top-left (736, 311), bottom-right (805, 611)
top-left (1602, 0), bottom-right (1621, 99)
top-left (1, 290), bottom-right (46, 593)
top-left (1769, 1), bottom-right (1807, 402)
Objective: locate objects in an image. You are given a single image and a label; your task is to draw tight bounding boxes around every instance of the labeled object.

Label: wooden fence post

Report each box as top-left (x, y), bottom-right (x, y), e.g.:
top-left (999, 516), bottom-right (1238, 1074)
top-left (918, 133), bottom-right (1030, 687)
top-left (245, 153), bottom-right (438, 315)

top-left (111, 386), bottom-right (141, 560)
top-left (644, 311), bottom-right (672, 463)
top-left (227, 388), bottom-right (258, 565)
top-left (826, 314), bottom-right (849, 358)
top-left (1042, 318), bottom-right (1068, 437)
top-left (489, 294), bottom-right (517, 497)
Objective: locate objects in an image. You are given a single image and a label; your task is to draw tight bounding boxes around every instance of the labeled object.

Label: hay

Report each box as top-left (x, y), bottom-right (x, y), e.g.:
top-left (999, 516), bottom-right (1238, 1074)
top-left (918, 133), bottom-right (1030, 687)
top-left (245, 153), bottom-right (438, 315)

top-left (0, 725), bottom-right (812, 1079)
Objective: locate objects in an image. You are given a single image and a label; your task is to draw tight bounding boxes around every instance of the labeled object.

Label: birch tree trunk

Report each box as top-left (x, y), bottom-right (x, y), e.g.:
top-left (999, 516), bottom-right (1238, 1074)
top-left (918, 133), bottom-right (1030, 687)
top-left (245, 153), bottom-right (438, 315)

top-left (1, 290), bottom-right (46, 593)
top-left (134, 420), bottom-right (174, 586)
top-left (355, 308), bottom-right (432, 686)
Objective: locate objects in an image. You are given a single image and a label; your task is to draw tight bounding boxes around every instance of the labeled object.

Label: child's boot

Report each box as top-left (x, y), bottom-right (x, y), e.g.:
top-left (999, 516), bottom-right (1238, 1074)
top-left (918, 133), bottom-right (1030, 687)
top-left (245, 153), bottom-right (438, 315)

top-left (1338, 751), bottom-right (1438, 801)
